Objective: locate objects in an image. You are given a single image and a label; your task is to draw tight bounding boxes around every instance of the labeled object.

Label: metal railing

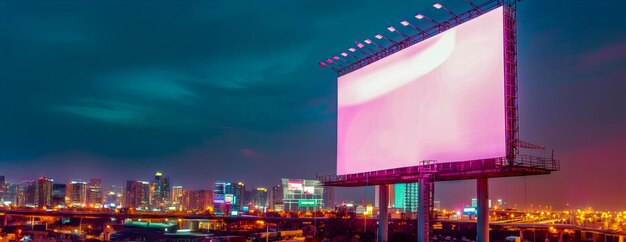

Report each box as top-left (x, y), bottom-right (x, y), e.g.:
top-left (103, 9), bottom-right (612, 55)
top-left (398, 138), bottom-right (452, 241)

top-left (317, 155), bottom-right (559, 184)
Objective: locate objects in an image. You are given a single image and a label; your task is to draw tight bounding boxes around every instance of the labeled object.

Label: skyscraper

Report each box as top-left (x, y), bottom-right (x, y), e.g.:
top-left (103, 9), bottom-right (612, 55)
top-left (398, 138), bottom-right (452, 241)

top-left (270, 184), bottom-right (283, 209)
top-left (171, 186), bottom-right (184, 210)
top-left (125, 181), bottom-right (150, 210)
top-left (253, 187), bottom-right (268, 209)
top-left (66, 180), bottom-right (87, 207)
top-left (404, 183), bottom-right (419, 213)
top-left (36, 177), bottom-right (53, 208)
top-left (52, 183), bottom-right (66, 207)
top-left (323, 186), bottom-right (335, 210)
top-left (227, 182), bottom-right (245, 211)
top-left (0, 175), bottom-right (7, 203)
top-left (183, 189), bottom-right (213, 211)
top-left (213, 182), bottom-right (245, 214)
top-left (154, 172), bottom-right (171, 209)
top-left (87, 178), bottom-right (103, 207)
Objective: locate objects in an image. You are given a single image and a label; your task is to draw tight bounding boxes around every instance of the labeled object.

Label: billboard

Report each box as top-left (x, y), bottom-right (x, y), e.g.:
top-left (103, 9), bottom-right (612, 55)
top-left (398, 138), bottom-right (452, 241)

top-left (287, 181), bottom-right (303, 191)
top-left (224, 194), bottom-right (235, 204)
top-left (337, 7), bottom-right (506, 175)
top-left (298, 199), bottom-right (318, 207)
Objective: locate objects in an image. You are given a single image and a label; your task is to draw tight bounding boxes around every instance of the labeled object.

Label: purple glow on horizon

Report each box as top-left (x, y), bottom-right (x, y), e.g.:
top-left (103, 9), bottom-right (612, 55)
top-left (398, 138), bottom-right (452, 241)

top-left (337, 7), bottom-right (506, 175)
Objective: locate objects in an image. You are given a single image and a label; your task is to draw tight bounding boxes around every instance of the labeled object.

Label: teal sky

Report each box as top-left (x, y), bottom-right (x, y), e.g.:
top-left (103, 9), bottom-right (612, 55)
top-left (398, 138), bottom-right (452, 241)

top-left (0, 0), bottom-right (624, 209)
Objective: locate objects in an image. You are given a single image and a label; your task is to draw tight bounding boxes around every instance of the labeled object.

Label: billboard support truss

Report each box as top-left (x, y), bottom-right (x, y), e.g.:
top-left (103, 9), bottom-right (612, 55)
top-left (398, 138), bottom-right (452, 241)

top-left (504, 0), bottom-right (520, 164)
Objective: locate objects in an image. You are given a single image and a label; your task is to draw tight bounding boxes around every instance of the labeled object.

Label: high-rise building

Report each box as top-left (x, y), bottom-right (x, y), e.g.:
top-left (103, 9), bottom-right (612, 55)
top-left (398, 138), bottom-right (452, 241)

top-left (270, 184), bottom-right (283, 209)
top-left (66, 180), bottom-right (87, 207)
top-left (87, 179), bottom-right (103, 207)
top-left (52, 184), bottom-right (66, 207)
top-left (11, 181), bottom-right (34, 207)
top-left (244, 189), bottom-right (254, 209)
top-left (213, 182), bottom-right (245, 214)
top-left (153, 172), bottom-right (171, 209)
top-left (104, 185), bottom-right (124, 208)
top-left (24, 181), bottom-right (37, 207)
top-left (125, 181), bottom-right (150, 210)
top-left (375, 183), bottom-right (419, 213)
top-left (0, 175), bottom-right (7, 203)
top-left (36, 177), bottom-right (53, 208)
top-left (253, 187), bottom-right (268, 209)
top-left (323, 186), bottom-right (335, 210)
top-left (404, 183), bottom-right (419, 213)
top-left (229, 182), bottom-right (245, 211)
top-left (183, 190), bottom-right (213, 211)
top-left (171, 186), bottom-right (184, 210)
top-left (280, 178), bottom-right (324, 212)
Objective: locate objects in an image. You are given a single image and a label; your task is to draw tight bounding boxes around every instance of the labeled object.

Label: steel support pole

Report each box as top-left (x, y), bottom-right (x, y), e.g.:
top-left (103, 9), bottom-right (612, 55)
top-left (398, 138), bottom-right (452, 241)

top-left (378, 185), bottom-right (389, 242)
top-left (418, 174), bottom-right (434, 242)
top-left (477, 178), bottom-right (489, 242)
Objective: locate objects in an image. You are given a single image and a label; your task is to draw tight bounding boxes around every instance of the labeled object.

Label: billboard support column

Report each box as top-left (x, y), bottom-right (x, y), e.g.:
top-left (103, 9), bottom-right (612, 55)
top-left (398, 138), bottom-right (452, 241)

top-left (477, 177), bottom-right (489, 242)
top-left (378, 184), bottom-right (389, 242)
top-left (417, 170), bottom-right (435, 242)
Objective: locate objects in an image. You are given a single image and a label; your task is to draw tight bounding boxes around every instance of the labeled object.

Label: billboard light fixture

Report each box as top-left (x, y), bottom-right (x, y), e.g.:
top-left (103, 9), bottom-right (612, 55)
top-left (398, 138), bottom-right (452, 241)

top-left (364, 38), bottom-right (382, 48)
top-left (434, 2), bottom-right (458, 18)
top-left (400, 20), bottom-right (428, 37)
top-left (374, 34), bottom-right (397, 44)
top-left (415, 13), bottom-right (439, 25)
top-left (356, 41), bottom-right (376, 53)
top-left (388, 25), bottom-right (410, 39)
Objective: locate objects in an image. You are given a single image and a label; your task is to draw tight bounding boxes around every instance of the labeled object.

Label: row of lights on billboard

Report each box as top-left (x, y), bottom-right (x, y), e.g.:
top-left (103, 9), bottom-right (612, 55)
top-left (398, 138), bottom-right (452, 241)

top-left (319, 1), bottom-right (476, 69)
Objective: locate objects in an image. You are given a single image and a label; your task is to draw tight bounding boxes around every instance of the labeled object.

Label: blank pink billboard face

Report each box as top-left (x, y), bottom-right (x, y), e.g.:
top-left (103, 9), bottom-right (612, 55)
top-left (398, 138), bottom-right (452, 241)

top-left (337, 7), bottom-right (506, 175)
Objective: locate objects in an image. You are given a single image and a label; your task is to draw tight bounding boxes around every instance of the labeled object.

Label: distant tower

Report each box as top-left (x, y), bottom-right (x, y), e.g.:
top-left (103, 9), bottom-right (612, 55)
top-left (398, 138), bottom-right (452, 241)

top-left (88, 178), bottom-right (103, 207)
top-left (125, 180), bottom-right (150, 209)
top-left (254, 187), bottom-right (268, 209)
top-left (36, 177), bottom-right (53, 208)
top-left (171, 186), bottom-right (184, 210)
top-left (154, 171), bottom-right (171, 209)
top-left (67, 180), bottom-right (87, 207)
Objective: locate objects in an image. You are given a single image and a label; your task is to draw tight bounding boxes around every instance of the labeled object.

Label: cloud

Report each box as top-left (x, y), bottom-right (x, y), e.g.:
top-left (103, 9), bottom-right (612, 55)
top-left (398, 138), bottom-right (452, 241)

top-left (104, 69), bottom-right (197, 100)
top-left (577, 41), bottom-right (626, 69)
top-left (239, 148), bottom-right (264, 158)
top-left (53, 99), bottom-right (149, 125)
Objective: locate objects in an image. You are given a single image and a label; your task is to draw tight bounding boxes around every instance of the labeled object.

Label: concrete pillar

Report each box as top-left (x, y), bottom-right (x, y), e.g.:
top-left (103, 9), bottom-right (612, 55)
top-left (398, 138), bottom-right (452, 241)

top-left (558, 230), bottom-right (563, 242)
top-left (378, 185), bottom-right (389, 242)
top-left (477, 178), bottom-right (489, 242)
top-left (519, 228), bottom-right (524, 241)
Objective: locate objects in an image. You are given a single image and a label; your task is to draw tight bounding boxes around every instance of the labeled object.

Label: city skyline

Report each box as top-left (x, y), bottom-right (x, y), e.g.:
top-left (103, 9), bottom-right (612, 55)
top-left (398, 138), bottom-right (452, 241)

top-left (1, 0), bottom-right (625, 212)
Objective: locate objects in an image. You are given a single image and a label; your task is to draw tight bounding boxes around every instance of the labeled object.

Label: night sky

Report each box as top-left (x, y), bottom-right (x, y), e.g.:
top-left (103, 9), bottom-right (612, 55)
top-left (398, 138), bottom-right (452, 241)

top-left (1, 0), bottom-right (624, 210)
